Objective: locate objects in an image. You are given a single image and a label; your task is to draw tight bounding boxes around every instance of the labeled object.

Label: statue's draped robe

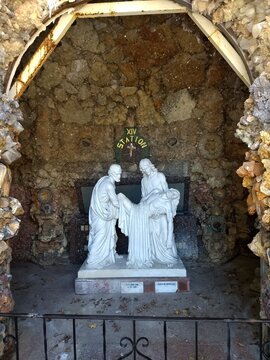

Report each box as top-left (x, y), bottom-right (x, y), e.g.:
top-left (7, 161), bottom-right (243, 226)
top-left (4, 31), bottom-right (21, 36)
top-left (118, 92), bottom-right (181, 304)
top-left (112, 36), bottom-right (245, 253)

top-left (119, 201), bottom-right (152, 268)
top-left (87, 176), bottom-right (118, 268)
top-left (118, 171), bottom-right (179, 268)
top-left (141, 172), bottom-right (178, 265)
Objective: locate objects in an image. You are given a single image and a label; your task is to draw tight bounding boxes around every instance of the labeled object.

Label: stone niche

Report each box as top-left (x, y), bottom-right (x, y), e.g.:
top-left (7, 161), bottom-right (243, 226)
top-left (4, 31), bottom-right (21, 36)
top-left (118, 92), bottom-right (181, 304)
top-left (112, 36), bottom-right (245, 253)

top-left (10, 14), bottom-right (250, 265)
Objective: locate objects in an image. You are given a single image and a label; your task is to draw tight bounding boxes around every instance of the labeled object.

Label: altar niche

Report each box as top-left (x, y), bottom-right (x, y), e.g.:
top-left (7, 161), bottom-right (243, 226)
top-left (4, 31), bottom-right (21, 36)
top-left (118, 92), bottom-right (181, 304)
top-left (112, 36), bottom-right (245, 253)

top-left (69, 176), bottom-right (195, 265)
top-left (75, 161), bottom-right (191, 294)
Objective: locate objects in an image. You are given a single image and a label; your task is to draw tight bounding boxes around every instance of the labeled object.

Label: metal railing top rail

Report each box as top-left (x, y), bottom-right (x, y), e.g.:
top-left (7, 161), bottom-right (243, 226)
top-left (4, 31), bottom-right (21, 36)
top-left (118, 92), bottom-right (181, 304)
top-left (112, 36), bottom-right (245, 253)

top-left (1, 312), bottom-right (270, 360)
top-left (0, 312), bottom-right (269, 323)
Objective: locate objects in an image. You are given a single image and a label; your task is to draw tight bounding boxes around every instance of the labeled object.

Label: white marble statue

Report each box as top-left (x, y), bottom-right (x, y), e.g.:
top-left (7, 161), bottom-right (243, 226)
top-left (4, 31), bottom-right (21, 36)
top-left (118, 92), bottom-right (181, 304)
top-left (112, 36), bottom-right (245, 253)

top-left (86, 164), bottom-right (122, 268)
top-left (118, 159), bottom-right (180, 268)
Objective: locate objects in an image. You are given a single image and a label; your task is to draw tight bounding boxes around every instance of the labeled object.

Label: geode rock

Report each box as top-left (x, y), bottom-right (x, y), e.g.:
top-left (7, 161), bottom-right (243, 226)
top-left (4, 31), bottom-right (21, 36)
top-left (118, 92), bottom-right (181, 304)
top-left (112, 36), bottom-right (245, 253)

top-left (248, 231), bottom-right (265, 258)
top-left (0, 274), bottom-right (14, 313)
top-left (250, 74), bottom-right (270, 124)
top-left (0, 242), bottom-right (11, 268)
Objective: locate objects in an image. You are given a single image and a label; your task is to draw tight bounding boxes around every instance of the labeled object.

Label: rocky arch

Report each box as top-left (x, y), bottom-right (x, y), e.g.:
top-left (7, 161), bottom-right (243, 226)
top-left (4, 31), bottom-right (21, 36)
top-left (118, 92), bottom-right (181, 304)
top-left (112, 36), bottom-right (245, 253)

top-left (5, 0), bottom-right (252, 99)
top-left (0, 0), bottom-right (269, 334)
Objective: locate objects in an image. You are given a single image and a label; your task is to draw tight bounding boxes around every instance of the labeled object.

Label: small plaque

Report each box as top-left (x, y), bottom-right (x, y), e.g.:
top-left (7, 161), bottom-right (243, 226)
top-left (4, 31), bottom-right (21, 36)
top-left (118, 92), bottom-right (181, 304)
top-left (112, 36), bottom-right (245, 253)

top-left (121, 281), bottom-right (144, 294)
top-left (155, 281), bottom-right (178, 293)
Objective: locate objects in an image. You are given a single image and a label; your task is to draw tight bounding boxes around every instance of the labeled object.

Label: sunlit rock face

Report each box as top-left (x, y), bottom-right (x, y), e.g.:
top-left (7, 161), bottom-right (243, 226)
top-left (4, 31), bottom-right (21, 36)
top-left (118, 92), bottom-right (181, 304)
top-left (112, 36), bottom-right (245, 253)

top-left (236, 74), bottom-right (270, 264)
top-left (192, 0), bottom-right (270, 75)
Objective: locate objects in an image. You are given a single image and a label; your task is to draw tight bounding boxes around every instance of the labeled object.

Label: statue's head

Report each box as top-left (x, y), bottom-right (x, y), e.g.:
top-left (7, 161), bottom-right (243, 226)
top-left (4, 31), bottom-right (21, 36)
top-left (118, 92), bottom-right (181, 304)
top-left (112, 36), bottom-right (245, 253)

top-left (139, 158), bottom-right (156, 176)
top-left (108, 164), bottom-right (122, 182)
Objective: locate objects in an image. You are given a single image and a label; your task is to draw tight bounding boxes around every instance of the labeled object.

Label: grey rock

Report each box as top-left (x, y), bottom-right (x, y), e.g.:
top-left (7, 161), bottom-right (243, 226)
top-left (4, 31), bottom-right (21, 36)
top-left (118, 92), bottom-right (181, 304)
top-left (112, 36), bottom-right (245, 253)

top-left (250, 74), bottom-right (270, 123)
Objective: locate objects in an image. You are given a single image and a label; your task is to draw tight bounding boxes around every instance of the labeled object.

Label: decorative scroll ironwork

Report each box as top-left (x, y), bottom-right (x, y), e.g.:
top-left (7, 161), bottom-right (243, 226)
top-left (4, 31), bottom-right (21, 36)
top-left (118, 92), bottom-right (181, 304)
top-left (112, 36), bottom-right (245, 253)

top-left (262, 341), bottom-right (270, 360)
top-left (118, 336), bottom-right (151, 360)
top-left (3, 334), bottom-right (18, 360)
top-left (3, 334), bottom-right (17, 346)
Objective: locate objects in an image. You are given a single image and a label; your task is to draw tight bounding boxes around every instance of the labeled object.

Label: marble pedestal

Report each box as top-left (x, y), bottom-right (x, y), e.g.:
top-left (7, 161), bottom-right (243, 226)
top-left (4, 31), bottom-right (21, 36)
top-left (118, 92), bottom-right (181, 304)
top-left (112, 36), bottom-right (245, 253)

top-left (75, 256), bottom-right (189, 294)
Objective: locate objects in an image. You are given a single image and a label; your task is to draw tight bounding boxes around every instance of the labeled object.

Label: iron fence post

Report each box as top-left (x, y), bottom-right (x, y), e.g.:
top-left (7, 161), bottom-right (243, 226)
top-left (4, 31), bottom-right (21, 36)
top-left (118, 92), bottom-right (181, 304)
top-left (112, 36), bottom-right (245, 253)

top-left (164, 321), bottom-right (167, 360)
top-left (195, 320), bottom-right (198, 360)
top-left (73, 318), bottom-right (77, 360)
top-left (43, 317), bottom-right (48, 360)
top-left (227, 322), bottom-right (231, 360)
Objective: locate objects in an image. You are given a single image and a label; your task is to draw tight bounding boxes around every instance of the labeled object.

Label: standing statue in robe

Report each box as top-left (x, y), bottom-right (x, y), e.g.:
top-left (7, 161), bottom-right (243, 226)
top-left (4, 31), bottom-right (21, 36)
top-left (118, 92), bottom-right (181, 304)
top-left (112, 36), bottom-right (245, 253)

top-left (86, 164), bottom-right (122, 268)
top-left (118, 159), bottom-right (180, 268)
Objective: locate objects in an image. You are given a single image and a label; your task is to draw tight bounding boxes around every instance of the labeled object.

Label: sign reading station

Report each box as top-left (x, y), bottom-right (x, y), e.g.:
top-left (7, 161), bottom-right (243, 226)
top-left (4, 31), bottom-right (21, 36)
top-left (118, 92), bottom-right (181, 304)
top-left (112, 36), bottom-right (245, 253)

top-left (115, 127), bottom-right (150, 162)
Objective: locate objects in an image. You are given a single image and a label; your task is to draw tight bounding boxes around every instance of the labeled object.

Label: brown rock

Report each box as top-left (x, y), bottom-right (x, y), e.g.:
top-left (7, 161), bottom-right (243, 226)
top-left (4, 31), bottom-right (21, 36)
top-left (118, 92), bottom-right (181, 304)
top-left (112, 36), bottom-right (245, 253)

top-left (0, 164), bottom-right (11, 197)
top-left (173, 26), bottom-right (205, 54)
top-left (0, 198), bottom-right (9, 208)
top-left (38, 61), bottom-right (66, 90)
top-left (57, 125), bottom-right (114, 163)
top-left (240, 161), bottom-right (264, 177)
top-left (119, 63), bottom-right (138, 86)
top-left (248, 232), bottom-right (265, 258)
top-left (119, 24), bottom-right (177, 69)
top-left (162, 53), bottom-right (206, 90)
top-left (207, 60), bottom-right (227, 86)
top-left (245, 151), bottom-right (261, 162)
top-left (203, 112), bottom-right (224, 132)
top-left (258, 144), bottom-right (270, 159)
top-left (198, 88), bottom-right (224, 114)
top-left (198, 134), bottom-right (223, 160)
top-left (262, 209), bottom-right (270, 229)
top-left (242, 176), bottom-right (253, 188)
top-left (136, 90), bottom-right (164, 125)
top-left (236, 165), bottom-right (249, 177)
top-left (0, 291), bottom-right (14, 313)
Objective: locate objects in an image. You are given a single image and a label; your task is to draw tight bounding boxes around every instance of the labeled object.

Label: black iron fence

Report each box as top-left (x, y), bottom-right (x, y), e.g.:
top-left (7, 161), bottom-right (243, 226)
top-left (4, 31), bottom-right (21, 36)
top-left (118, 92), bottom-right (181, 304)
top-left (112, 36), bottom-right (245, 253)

top-left (1, 313), bottom-right (270, 360)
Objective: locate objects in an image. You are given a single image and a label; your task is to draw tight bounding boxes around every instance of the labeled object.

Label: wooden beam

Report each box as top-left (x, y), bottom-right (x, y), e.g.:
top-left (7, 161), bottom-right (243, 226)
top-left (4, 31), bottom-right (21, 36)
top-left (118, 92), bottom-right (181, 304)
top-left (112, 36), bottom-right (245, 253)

top-left (5, 5), bottom-right (78, 98)
top-left (76, 0), bottom-right (187, 18)
top-left (188, 12), bottom-right (251, 87)
top-left (8, 13), bottom-right (76, 100)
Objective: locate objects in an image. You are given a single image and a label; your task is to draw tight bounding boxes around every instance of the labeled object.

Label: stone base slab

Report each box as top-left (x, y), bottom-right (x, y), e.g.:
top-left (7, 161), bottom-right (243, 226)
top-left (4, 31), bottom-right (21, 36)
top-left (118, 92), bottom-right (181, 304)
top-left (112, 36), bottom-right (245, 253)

top-left (78, 256), bottom-right (187, 278)
top-left (75, 256), bottom-right (189, 294)
top-left (75, 277), bottom-right (190, 294)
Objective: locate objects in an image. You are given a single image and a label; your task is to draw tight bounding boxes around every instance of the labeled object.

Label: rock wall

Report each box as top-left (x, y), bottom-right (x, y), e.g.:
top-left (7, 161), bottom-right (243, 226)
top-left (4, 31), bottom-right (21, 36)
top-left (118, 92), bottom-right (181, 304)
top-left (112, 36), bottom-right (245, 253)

top-left (192, 0), bottom-right (270, 75)
top-left (9, 14), bottom-right (249, 264)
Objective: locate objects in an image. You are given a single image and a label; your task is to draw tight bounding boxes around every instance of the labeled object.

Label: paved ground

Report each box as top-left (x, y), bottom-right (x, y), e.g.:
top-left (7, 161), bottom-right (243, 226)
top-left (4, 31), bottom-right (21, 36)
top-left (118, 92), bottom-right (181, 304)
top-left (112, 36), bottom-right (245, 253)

top-left (7, 254), bottom-right (261, 359)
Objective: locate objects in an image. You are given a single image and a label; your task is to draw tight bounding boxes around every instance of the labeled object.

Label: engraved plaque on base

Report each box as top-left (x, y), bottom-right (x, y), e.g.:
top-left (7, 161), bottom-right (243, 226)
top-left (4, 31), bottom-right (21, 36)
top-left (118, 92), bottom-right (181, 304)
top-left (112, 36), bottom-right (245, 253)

top-left (155, 281), bottom-right (178, 293)
top-left (121, 281), bottom-right (144, 294)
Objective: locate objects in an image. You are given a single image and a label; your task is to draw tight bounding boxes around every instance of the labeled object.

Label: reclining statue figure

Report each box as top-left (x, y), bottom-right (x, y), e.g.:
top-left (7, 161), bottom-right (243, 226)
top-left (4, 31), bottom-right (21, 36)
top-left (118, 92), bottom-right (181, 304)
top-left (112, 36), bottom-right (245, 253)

top-left (118, 159), bottom-right (180, 268)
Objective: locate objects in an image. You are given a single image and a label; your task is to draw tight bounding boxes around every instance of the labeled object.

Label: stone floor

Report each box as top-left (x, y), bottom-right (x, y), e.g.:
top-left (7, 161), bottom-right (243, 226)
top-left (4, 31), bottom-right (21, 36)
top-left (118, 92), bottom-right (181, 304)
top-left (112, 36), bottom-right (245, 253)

top-left (7, 253), bottom-right (261, 359)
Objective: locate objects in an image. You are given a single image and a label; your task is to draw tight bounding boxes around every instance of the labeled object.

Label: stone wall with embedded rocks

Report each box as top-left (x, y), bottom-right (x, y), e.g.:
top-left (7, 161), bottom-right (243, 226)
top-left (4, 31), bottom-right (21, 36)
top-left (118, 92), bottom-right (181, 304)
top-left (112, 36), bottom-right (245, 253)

top-left (10, 14), bottom-right (249, 265)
